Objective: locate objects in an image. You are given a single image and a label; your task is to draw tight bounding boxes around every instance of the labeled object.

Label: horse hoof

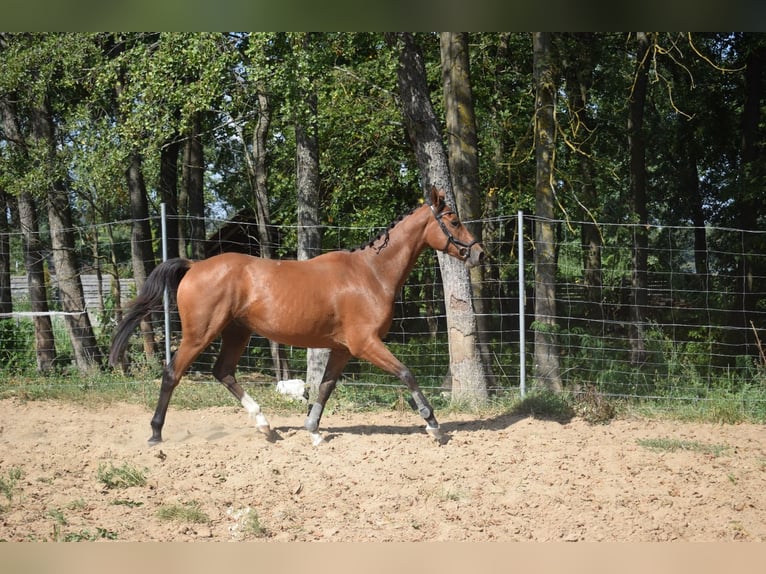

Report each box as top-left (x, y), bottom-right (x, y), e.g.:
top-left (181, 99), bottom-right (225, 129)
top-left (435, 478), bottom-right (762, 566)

top-left (147, 437), bottom-right (162, 446)
top-left (425, 425), bottom-right (443, 442)
top-left (256, 423), bottom-right (272, 437)
top-left (310, 432), bottom-right (324, 447)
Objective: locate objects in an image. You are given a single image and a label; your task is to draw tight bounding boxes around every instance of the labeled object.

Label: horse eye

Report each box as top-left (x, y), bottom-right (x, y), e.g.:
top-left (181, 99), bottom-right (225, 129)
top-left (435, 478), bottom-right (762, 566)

top-left (450, 219), bottom-right (461, 228)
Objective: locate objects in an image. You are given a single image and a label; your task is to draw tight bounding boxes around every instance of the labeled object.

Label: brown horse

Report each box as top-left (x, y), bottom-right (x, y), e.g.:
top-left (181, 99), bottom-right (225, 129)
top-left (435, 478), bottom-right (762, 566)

top-left (109, 187), bottom-right (484, 445)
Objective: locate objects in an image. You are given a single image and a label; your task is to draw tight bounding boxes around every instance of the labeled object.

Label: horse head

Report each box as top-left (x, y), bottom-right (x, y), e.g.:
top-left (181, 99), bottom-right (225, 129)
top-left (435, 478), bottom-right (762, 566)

top-left (426, 186), bottom-right (485, 269)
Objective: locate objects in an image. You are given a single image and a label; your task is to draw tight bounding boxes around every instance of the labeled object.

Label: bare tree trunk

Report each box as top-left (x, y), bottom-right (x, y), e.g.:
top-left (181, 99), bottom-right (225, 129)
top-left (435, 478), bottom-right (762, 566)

top-left (184, 113), bottom-right (206, 261)
top-left (563, 33), bottom-right (603, 321)
top-left (628, 32), bottom-right (651, 366)
top-left (18, 192), bottom-right (57, 371)
top-left (296, 79), bottom-right (329, 390)
top-left (32, 100), bottom-right (102, 370)
top-left (159, 135), bottom-right (180, 260)
top-left (731, 41), bottom-right (765, 359)
top-left (0, 96), bottom-right (56, 370)
top-left (241, 91), bottom-right (291, 380)
top-left (532, 32), bottom-right (561, 392)
top-left (0, 191), bottom-right (11, 315)
top-left (440, 32), bottom-right (496, 391)
top-left (391, 32), bottom-right (488, 406)
top-left (126, 151), bottom-right (157, 360)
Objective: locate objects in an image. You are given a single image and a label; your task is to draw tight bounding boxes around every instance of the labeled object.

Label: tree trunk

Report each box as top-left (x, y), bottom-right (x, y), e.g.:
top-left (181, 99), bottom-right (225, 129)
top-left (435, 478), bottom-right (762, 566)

top-left (242, 91), bottom-right (291, 380)
top-left (296, 78), bottom-right (329, 390)
top-left (184, 113), bottom-right (206, 261)
top-left (440, 32), bottom-right (496, 390)
top-left (159, 135), bottom-right (180, 260)
top-left (392, 32), bottom-right (488, 406)
top-left (563, 33), bottom-right (603, 321)
top-left (731, 42), bottom-right (765, 359)
top-left (32, 101), bottom-right (102, 370)
top-left (532, 32), bottom-right (562, 392)
top-left (628, 32), bottom-right (651, 366)
top-left (0, 191), bottom-right (10, 315)
top-left (126, 151), bottom-right (157, 360)
top-left (0, 96), bottom-right (57, 370)
top-left (19, 192), bottom-right (57, 371)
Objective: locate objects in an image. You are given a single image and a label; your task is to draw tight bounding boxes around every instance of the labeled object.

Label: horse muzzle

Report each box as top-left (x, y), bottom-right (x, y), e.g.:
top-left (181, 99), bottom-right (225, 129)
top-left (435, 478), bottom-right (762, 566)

top-left (462, 244), bottom-right (485, 269)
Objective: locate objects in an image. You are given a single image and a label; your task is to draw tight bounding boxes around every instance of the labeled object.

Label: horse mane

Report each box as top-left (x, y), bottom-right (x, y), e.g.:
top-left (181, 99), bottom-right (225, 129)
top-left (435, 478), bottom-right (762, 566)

top-left (348, 205), bottom-right (419, 254)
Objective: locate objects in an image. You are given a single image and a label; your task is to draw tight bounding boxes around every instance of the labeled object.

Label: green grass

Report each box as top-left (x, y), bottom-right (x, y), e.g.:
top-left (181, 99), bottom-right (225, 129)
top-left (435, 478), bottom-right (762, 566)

top-left (97, 462), bottom-right (147, 490)
top-left (636, 437), bottom-right (730, 457)
top-left (0, 467), bottom-right (23, 506)
top-left (242, 508), bottom-right (268, 538)
top-left (156, 500), bottom-right (210, 524)
top-left (1, 368), bottom-right (765, 425)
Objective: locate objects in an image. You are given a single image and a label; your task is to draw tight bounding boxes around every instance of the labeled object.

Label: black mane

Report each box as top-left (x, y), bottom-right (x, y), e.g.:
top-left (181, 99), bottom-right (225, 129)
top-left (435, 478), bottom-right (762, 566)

top-left (348, 206), bottom-right (418, 254)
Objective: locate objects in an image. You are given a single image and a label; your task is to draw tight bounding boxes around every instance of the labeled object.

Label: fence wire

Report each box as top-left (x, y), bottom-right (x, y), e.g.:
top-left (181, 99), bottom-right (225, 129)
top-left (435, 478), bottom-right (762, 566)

top-left (1, 212), bottom-right (765, 407)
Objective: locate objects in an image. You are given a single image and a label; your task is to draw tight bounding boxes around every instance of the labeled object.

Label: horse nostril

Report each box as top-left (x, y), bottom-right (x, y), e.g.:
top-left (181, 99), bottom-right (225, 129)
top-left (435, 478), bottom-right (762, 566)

top-left (478, 249), bottom-right (486, 261)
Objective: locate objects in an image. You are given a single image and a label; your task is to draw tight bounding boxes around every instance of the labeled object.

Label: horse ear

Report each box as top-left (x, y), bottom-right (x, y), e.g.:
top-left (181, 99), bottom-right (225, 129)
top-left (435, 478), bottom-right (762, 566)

top-left (429, 185), bottom-right (442, 208)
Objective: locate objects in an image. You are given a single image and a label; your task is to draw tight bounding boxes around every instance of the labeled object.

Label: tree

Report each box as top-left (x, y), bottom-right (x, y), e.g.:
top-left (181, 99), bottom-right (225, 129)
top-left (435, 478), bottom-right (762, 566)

top-left (292, 33), bottom-right (330, 390)
top-left (32, 94), bottom-right (103, 370)
top-left (532, 32), bottom-right (562, 392)
top-left (236, 34), bottom-right (288, 381)
top-left (561, 33), bottom-right (603, 320)
top-left (628, 32), bottom-right (651, 366)
top-left (0, 91), bottom-right (57, 371)
top-left (390, 32), bottom-right (488, 405)
top-left (440, 32), bottom-right (495, 388)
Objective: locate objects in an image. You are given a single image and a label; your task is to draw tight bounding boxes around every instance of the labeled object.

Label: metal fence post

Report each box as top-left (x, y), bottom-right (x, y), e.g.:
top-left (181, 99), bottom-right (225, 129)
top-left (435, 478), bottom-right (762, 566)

top-left (518, 210), bottom-right (526, 398)
top-left (161, 203), bottom-right (171, 367)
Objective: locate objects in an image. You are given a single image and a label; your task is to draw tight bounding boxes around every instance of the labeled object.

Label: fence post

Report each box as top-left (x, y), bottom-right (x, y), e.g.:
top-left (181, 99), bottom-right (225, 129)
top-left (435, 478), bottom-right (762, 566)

top-left (518, 210), bottom-right (526, 398)
top-left (161, 203), bottom-right (171, 366)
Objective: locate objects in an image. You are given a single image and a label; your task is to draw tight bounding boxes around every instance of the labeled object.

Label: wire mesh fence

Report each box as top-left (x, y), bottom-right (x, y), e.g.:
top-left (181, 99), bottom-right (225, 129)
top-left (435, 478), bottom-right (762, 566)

top-left (1, 210), bottom-right (765, 409)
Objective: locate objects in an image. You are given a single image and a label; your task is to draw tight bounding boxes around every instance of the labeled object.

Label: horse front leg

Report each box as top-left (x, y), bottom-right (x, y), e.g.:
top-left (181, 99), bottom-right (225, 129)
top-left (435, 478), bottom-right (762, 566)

top-left (304, 348), bottom-right (350, 445)
top-left (356, 339), bottom-right (444, 442)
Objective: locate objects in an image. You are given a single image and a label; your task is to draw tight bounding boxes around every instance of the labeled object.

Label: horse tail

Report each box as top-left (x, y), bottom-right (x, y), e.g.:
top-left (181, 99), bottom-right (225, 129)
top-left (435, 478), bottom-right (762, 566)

top-left (108, 258), bottom-right (193, 367)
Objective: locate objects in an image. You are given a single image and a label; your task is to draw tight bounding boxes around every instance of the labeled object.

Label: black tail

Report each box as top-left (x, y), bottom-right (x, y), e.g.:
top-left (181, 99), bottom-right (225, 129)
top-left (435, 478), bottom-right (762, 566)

top-left (108, 258), bottom-right (193, 367)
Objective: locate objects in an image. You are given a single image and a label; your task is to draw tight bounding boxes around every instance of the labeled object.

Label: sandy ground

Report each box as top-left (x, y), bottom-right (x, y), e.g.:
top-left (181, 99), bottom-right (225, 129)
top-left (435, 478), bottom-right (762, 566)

top-left (0, 397), bottom-right (764, 542)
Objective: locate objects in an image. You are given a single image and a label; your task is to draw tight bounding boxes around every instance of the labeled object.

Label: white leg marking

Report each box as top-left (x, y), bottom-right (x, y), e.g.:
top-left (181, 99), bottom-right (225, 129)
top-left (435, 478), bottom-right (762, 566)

top-left (425, 424), bottom-right (443, 441)
top-left (311, 432), bottom-right (324, 446)
top-left (241, 393), bottom-right (271, 434)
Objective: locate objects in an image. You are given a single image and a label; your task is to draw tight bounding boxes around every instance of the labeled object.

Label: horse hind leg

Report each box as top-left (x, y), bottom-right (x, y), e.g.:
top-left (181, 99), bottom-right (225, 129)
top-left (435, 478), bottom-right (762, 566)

top-left (213, 323), bottom-right (271, 436)
top-left (149, 336), bottom-right (210, 445)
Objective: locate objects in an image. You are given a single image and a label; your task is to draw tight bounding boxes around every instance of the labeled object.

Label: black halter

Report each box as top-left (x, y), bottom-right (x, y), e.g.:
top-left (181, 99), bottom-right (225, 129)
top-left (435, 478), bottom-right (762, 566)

top-left (429, 203), bottom-right (479, 259)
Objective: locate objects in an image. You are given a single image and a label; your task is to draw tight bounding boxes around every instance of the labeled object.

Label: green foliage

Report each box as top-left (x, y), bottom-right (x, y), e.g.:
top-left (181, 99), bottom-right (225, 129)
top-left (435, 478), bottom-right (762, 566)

top-left (0, 319), bottom-right (36, 372)
top-left (1, 32), bottom-right (766, 424)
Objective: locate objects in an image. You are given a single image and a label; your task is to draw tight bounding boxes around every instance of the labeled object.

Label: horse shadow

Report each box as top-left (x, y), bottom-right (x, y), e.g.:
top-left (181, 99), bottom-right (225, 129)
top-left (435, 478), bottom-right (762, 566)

top-left (273, 407), bottom-right (574, 445)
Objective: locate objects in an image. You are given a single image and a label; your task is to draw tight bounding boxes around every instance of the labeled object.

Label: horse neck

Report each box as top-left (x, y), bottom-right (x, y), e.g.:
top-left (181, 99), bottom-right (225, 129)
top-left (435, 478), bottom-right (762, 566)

top-left (357, 206), bottom-right (432, 295)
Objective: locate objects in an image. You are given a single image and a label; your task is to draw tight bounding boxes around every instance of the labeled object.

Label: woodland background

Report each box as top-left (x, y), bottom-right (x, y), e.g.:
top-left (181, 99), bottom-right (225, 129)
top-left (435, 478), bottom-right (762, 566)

top-left (0, 33), bottom-right (764, 410)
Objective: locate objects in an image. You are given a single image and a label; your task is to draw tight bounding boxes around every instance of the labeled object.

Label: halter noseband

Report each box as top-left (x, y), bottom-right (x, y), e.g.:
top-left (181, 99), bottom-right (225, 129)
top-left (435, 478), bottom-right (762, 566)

top-left (429, 203), bottom-right (479, 260)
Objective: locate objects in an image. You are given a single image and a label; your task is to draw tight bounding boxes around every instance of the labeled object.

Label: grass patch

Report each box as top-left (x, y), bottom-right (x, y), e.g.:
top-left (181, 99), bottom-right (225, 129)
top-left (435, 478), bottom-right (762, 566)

top-left (157, 500), bottom-right (210, 524)
top-left (1, 367), bottom-right (766, 426)
top-left (637, 437), bottom-right (730, 457)
top-left (62, 528), bottom-right (119, 542)
top-left (111, 498), bottom-right (144, 508)
top-left (0, 467), bottom-right (23, 506)
top-left (97, 462), bottom-right (147, 490)
top-left (242, 509), bottom-right (268, 538)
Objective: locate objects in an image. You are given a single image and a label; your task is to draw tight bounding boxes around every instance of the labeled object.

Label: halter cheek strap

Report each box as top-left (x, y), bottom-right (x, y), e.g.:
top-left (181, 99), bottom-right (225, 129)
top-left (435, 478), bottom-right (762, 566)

top-left (429, 205), bottom-right (479, 259)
